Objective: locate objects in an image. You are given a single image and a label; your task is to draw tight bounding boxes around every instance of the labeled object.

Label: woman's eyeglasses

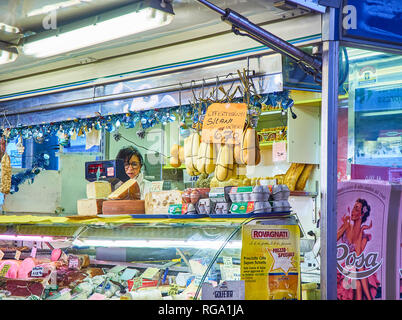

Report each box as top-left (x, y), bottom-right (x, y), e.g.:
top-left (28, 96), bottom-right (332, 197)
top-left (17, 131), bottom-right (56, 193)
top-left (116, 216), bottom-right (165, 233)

top-left (124, 162), bottom-right (140, 169)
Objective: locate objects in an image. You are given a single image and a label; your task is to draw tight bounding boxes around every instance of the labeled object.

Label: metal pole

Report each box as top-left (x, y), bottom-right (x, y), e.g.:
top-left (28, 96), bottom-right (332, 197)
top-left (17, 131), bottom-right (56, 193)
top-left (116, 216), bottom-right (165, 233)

top-left (197, 0), bottom-right (322, 75)
top-left (320, 39), bottom-right (339, 300)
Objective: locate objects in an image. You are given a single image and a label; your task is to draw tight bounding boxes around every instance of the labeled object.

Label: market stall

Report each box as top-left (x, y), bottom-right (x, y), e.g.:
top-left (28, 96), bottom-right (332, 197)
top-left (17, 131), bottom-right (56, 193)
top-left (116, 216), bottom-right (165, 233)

top-left (1, 0), bottom-right (399, 301)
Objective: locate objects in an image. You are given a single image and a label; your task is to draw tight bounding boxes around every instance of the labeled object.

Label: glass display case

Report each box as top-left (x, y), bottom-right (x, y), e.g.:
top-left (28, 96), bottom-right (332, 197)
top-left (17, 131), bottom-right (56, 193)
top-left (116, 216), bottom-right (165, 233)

top-left (0, 214), bottom-right (306, 300)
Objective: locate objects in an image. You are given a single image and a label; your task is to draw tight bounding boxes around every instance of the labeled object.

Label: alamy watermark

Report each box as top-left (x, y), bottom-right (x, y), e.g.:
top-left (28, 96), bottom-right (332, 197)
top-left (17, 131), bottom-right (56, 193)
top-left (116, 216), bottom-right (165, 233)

top-left (343, 5), bottom-right (357, 30)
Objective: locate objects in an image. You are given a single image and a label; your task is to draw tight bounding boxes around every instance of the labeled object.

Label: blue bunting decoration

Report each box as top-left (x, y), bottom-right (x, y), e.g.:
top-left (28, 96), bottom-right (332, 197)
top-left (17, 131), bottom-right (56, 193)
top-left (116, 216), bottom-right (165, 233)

top-left (1, 91), bottom-right (291, 144)
top-left (9, 152), bottom-right (50, 194)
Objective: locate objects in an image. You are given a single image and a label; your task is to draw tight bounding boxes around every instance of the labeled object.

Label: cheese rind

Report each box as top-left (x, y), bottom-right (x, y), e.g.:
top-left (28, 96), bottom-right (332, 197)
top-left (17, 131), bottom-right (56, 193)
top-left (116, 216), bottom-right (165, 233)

top-left (86, 181), bottom-right (112, 199)
top-left (77, 199), bottom-right (104, 216)
top-left (144, 191), bottom-right (183, 214)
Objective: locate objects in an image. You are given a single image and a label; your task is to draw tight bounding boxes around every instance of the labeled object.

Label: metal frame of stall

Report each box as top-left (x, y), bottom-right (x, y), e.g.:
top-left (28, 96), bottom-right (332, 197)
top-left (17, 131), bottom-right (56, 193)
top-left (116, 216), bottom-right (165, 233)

top-left (1, 0), bottom-right (401, 301)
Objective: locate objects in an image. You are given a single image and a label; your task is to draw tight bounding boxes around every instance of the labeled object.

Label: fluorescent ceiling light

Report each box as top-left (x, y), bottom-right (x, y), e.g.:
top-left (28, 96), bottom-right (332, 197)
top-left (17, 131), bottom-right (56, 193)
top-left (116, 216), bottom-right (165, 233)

top-left (0, 23), bottom-right (20, 35)
top-left (0, 234), bottom-right (68, 242)
top-left (28, 0), bottom-right (94, 17)
top-left (0, 43), bottom-right (19, 65)
top-left (73, 239), bottom-right (242, 249)
top-left (23, 1), bottom-right (174, 58)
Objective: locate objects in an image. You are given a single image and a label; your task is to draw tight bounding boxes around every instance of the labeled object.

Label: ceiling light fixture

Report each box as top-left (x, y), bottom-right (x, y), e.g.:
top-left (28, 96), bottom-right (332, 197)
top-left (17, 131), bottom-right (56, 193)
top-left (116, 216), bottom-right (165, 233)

top-left (22, 0), bottom-right (174, 58)
top-left (0, 42), bottom-right (19, 65)
top-left (27, 0), bottom-right (94, 17)
top-left (0, 234), bottom-right (68, 242)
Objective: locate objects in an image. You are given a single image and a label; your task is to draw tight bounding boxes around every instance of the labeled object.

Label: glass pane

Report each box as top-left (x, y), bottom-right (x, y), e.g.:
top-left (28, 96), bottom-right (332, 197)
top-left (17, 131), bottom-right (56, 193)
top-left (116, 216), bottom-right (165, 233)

top-left (336, 47), bottom-right (402, 301)
top-left (338, 48), bottom-right (402, 183)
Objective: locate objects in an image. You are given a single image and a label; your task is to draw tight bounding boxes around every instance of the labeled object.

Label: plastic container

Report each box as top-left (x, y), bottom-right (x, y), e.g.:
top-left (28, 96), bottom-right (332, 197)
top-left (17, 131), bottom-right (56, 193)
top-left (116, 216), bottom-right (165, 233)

top-left (272, 184), bottom-right (290, 201)
top-left (229, 186), bottom-right (271, 202)
top-left (272, 200), bottom-right (291, 212)
top-left (254, 201), bottom-right (272, 213)
top-left (213, 202), bottom-right (230, 214)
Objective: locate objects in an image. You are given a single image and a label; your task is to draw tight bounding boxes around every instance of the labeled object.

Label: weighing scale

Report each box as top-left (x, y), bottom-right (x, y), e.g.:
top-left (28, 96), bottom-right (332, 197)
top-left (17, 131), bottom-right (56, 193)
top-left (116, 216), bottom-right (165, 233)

top-left (85, 159), bottom-right (128, 185)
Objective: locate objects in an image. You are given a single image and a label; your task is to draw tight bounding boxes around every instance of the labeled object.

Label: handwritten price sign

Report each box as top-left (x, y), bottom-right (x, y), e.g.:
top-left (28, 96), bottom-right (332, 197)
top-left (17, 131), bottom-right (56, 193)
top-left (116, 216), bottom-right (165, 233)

top-left (201, 103), bottom-right (247, 144)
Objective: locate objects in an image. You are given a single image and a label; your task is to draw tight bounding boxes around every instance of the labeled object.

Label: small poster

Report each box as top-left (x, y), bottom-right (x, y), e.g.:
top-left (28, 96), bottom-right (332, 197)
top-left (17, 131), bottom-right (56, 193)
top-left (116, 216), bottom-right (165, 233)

top-left (272, 141), bottom-right (287, 162)
top-left (241, 224), bottom-right (300, 300)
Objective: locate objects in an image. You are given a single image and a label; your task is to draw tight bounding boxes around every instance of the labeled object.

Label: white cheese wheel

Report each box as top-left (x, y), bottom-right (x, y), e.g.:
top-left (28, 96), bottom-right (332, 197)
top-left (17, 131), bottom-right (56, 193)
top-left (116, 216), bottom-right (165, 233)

top-left (86, 181), bottom-right (112, 199)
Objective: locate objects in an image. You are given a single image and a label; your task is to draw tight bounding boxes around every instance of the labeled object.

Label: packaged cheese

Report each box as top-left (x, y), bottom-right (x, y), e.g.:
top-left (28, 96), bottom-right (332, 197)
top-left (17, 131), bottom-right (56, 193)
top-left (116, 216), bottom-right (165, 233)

top-left (108, 179), bottom-right (140, 200)
top-left (86, 181), bottom-right (112, 199)
top-left (145, 190), bottom-right (183, 214)
top-left (77, 199), bottom-right (104, 216)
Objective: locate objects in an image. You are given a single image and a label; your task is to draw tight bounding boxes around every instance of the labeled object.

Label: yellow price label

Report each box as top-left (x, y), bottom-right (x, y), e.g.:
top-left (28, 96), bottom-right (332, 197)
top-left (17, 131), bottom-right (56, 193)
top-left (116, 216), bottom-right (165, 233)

top-left (168, 284), bottom-right (179, 296)
top-left (0, 264), bottom-right (10, 277)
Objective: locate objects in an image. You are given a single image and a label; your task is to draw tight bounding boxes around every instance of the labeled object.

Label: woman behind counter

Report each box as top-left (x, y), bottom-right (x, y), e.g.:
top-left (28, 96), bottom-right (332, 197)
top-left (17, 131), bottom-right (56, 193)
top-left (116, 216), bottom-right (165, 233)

top-left (113, 146), bottom-right (151, 200)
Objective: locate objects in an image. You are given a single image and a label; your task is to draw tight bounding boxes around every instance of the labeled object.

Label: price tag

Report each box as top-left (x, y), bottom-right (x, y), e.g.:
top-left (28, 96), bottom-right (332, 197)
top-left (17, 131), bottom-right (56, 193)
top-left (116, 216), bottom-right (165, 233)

top-left (128, 277), bottom-right (143, 291)
top-left (223, 256), bottom-right (233, 267)
top-left (0, 264), bottom-right (10, 277)
top-left (0, 249), bottom-right (4, 260)
top-left (141, 267), bottom-right (159, 280)
top-left (167, 284), bottom-right (179, 296)
top-left (14, 250), bottom-right (21, 260)
top-left (30, 247), bottom-right (37, 258)
top-left (201, 103), bottom-right (248, 144)
top-left (31, 266), bottom-right (44, 277)
top-left (151, 181), bottom-right (164, 192)
top-left (68, 257), bottom-right (79, 269)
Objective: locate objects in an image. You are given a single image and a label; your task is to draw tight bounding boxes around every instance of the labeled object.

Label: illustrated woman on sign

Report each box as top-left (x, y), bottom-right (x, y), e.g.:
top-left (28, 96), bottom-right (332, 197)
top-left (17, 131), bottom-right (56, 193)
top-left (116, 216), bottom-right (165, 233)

top-left (336, 198), bottom-right (380, 300)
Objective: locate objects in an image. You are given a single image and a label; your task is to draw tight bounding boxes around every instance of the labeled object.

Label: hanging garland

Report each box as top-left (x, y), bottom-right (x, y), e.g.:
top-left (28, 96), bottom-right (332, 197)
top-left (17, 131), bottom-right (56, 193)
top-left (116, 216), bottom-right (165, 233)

top-left (0, 90), bottom-right (292, 194)
top-left (0, 90), bottom-right (292, 142)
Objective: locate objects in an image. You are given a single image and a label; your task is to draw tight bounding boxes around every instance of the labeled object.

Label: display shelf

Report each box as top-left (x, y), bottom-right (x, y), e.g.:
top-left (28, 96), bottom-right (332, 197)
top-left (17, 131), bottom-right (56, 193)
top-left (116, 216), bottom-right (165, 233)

top-left (260, 110), bottom-right (283, 117)
top-left (162, 164), bottom-right (186, 170)
top-left (0, 214), bottom-right (270, 226)
top-left (290, 191), bottom-right (318, 197)
top-left (259, 139), bottom-right (287, 148)
top-left (90, 259), bottom-right (189, 273)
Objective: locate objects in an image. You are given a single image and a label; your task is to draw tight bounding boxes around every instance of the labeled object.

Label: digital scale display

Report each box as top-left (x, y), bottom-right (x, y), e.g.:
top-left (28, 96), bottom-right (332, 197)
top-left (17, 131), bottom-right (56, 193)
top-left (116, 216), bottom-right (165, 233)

top-left (85, 160), bottom-right (128, 182)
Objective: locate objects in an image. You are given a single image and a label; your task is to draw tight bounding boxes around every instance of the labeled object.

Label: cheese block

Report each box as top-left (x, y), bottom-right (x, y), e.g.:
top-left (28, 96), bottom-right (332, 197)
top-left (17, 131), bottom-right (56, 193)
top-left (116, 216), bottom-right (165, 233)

top-left (102, 200), bottom-right (145, 215)
top-left (108, 179), bottom-right (140, 200)
top-left (77, 199), bottom-right (104, 216)
top-left (144, 191), bottom-right (183, 214)
top-left (86, 181), bottom-right (112, 199)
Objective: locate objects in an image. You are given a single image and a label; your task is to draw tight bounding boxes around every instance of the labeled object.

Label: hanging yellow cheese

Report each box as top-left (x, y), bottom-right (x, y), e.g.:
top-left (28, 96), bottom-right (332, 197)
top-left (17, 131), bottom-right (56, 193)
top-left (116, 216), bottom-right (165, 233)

top-left (169, 156), bottom-right (181, 168)
top-left (170, 144), bottom-right (181, 158)
top-left (240, 127), bottom-right (261, 166)
top-left (196, 142), bottom-right (216, 174)
top-left (1, 152), bottom-right (11, 194)
top-left (184, 133), bottom-right (201, 176)
top-left (214, 144), bottom-right (234, 182)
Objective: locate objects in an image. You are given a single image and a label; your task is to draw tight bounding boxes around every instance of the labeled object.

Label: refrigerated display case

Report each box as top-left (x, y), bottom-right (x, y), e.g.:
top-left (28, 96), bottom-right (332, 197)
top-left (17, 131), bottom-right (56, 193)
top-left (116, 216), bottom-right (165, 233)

top-left (0, 214), bottom-right (305, 300)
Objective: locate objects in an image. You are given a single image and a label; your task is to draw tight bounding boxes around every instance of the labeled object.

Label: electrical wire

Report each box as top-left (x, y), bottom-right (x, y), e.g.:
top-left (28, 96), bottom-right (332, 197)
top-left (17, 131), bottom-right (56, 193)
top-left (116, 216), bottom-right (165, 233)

top-left (114, 132), bottom-right (171, 159)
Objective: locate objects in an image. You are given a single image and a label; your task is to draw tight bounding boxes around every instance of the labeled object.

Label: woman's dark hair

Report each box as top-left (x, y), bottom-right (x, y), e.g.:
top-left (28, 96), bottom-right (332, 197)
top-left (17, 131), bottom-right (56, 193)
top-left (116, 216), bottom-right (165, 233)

top-left (356, 198), bottom-right (370, 223)
top-left (116, 146), bottom-right (144, 169)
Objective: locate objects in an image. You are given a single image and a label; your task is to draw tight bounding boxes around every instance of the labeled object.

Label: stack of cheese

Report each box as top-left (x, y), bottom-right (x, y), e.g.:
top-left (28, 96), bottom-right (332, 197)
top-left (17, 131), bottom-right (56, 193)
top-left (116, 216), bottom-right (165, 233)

top-left (102, 179), bottom-right (145, 215)
top-left (77, 181), bottom-right (112, 216)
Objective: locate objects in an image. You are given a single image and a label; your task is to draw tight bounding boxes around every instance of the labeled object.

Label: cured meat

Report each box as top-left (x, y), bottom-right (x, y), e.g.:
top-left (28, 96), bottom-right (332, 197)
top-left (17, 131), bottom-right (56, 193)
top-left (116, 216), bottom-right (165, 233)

top-left (51, 248), bottom-right (62, 262)
top-left (0, 260), bottom-right (21, 279)
top-left (17, 258), bottom-right (37, 279)
top-left (5, 279), bottom-right (44, 297)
